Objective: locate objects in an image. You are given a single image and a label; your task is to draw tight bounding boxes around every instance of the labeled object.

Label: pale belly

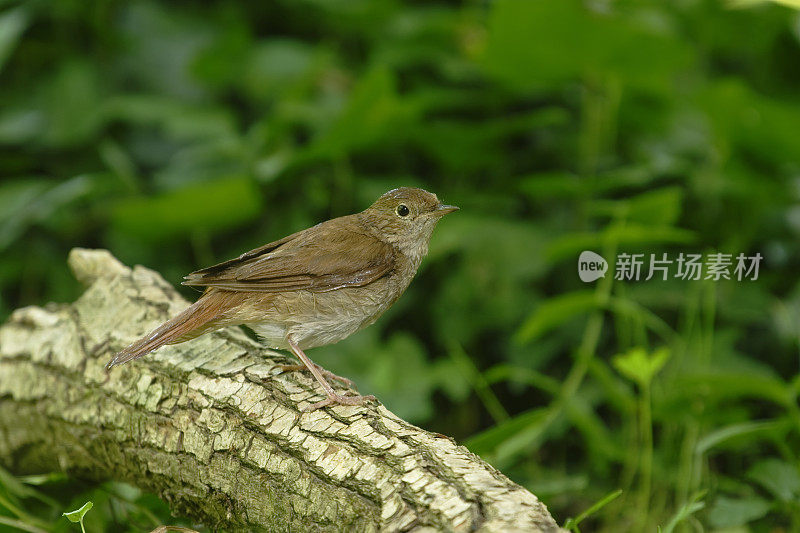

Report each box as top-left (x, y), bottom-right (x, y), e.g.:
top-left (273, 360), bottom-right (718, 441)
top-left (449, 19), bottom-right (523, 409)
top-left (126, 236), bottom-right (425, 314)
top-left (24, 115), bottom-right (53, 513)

top-left (243, 280), bottom-right (399, 350)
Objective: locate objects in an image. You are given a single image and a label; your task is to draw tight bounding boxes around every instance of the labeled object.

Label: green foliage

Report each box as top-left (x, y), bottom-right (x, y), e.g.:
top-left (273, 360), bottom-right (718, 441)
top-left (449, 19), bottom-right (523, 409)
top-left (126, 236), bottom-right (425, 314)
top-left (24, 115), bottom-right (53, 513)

top-left (110, 176), bottom-right (262, 241)
top-left (612, 346), bottom-right (670, 388)
top-left (0, 472), bottom-right (199, 532)
top-left (63, 502), bottom-right (92, 533)
top-left (564, 489), bottom-right (623, 533)
top-left (659, 491), bottom-right (706, 533)
top-left (707, 495), bottom-right (771, 528)
top-left (1, 0), bottom-right (800, 531)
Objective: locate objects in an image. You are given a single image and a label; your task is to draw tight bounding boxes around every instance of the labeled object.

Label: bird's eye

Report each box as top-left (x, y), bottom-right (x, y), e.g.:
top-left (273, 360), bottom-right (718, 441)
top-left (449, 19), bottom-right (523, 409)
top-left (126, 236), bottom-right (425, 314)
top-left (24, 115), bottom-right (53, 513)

top-left (396, 204), bottom-right (410, 217)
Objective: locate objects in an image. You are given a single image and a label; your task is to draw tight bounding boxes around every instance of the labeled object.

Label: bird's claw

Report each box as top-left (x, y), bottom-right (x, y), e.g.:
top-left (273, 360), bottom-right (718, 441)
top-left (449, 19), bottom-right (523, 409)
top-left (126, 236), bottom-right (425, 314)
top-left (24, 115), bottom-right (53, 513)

top-left (303, 393), bottom-right (377, 412)
top-left (277, 363), bottom-right (356, 388)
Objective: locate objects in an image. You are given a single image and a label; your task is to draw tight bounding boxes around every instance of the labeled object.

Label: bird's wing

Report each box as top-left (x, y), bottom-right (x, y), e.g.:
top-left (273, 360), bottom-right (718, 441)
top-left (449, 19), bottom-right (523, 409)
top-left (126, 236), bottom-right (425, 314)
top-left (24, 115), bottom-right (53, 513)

top-left (182, 217), bottom-right (396, 293)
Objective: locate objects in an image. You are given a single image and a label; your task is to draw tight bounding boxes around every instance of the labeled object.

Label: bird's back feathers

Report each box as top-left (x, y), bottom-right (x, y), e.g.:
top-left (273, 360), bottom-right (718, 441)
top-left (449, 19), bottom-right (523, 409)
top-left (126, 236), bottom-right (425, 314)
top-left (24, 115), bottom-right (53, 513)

top-left (181, 216), bottom-right (396, 293)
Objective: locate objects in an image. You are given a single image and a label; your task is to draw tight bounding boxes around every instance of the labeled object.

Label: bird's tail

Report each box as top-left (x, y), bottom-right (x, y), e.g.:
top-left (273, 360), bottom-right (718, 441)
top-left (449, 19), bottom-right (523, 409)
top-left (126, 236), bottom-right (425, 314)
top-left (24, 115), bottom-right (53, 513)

top-left (105, 293), bottom-right (227, 370)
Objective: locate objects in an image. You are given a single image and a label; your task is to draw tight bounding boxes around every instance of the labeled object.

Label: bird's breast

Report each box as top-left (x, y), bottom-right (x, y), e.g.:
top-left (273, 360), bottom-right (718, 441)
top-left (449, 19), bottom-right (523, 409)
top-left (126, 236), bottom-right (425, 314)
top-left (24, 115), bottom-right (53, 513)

top-left (242, 272), bottom-right (407, 350)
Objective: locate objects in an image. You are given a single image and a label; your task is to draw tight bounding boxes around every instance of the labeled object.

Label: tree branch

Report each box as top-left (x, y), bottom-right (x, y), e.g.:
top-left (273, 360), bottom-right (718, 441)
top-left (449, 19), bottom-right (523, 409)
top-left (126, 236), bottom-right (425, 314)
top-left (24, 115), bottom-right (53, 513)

top-left (0, 248), bottom-right (563, 532)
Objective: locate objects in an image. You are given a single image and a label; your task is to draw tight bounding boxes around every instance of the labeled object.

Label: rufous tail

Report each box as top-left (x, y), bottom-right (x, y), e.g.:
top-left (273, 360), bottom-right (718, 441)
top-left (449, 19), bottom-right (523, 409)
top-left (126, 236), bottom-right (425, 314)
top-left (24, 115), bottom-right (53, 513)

top-left (105, 293), bottom-right (226, 370)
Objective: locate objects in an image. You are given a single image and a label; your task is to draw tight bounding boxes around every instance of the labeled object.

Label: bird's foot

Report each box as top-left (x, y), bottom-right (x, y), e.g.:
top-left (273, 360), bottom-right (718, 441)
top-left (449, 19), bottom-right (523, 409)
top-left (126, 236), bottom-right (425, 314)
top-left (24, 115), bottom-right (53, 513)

top-left (303, 393), bottom-right (377, 412)
top-left (277, 363), bottom-right (356, 388)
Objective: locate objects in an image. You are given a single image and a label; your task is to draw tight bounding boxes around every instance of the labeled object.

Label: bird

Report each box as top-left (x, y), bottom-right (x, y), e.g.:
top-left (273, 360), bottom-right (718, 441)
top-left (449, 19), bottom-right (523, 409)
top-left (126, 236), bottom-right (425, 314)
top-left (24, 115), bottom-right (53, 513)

top-left (105, 187), bottom-right (458, 410)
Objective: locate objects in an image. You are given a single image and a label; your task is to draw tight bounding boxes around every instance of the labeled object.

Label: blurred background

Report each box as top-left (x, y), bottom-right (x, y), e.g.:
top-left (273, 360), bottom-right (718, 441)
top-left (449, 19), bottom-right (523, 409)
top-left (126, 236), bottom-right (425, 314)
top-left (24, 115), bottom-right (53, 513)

top-left (2, 0), bottom-right (800, 530)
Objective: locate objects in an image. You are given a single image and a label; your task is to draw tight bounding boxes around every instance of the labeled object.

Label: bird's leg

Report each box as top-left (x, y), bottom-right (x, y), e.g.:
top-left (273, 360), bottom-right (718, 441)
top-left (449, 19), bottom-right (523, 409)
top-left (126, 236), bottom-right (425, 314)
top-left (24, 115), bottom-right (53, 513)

top-left (285, 336), bottom-right (376, 412)
top-left (276, 363), bottom-right (355, 388)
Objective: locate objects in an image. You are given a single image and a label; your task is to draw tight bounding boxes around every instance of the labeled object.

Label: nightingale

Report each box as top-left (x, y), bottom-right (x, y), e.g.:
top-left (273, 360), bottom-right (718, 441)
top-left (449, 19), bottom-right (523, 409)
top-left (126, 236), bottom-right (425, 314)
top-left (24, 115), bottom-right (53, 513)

top-left (106, 187), bottom-right (458, 411)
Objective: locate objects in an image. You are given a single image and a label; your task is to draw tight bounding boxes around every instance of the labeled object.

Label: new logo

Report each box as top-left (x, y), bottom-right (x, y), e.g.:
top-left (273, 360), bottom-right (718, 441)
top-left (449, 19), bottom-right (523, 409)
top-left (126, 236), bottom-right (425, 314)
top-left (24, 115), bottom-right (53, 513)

top-left (578, 251), bottom-right (608, 282)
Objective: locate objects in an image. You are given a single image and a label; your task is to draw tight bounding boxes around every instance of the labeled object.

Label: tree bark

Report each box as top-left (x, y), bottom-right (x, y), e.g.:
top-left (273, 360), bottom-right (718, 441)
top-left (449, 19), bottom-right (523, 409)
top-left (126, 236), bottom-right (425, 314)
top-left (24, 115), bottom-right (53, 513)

top-left (0, 248), bottom-right (563, 532)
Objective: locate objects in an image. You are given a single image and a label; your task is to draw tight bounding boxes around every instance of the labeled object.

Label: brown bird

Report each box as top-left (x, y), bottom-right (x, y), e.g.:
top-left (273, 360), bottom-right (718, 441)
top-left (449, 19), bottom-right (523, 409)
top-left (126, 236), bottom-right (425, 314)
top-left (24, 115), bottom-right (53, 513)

top-left (106, 187), bottom-right (458, 410)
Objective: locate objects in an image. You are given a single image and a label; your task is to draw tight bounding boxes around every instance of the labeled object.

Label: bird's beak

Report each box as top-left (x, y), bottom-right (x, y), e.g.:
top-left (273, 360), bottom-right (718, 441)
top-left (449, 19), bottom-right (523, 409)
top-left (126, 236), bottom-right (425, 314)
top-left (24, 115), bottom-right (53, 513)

top-left (434, 203), bottom-right (459, 216)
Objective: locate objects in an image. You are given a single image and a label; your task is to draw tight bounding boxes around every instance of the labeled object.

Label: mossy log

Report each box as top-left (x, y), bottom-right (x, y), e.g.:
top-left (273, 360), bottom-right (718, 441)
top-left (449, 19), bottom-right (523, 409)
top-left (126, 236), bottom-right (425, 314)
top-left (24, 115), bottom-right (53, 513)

top-left (0, 248), bottom-right (562, 532)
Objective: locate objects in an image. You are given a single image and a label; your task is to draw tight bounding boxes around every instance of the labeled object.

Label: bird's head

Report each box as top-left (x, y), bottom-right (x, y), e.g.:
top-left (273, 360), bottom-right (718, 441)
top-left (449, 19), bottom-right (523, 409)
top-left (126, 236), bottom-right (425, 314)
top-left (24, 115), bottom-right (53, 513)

top-left (360, 187), bottom-right (458, 258)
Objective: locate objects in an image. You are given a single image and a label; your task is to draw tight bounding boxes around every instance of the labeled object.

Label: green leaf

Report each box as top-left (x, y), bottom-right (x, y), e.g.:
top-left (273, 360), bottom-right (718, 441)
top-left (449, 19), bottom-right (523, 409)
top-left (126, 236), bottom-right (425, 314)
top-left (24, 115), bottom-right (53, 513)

top-left (729, 0), bottom-right (800, 7)
top-left (606, 297), bottom-right (676, 343)
top-left (464, 407), bottom-right (549, 460)
top-left (481, 0), bottom-right (690, 90)
top-left (15, 472), bottom-right (68, 486)
top-left (701, 80), bottom-right (800, 164)
top-left (0, 465), bottom-right (59, 508)
top-left (695, 420), bottom-right (786, 457)
top-left (447, 341), bottom-right (509, 423)
top-left (707, 495), bottom-right (770, 528)
top-left (564, 489), bottom-right (623, 531)
top-left (0, 177), bottom-right (94, 251)
top-left (242, 39), bottom-right (316, 99)
top-left (0, 7), bottom-right (28, 73)
top-left (747, 459), bottom-right (800, 503)
top-left (588, 187), bottom-right (683, 227)
top-left (41, 60), bottom-right (103, 146)
top-left (518, 173), bottom-right (584, 199)
top-left (515, 291), bottom-right (600, 344)
top-left (660, 491), bottom-right (706, 533)
top-left (676, 372), bottom-right (793, 407)
top-left (311, 66), bottom-right (417, 157)
top-left (103, 95), bottom-right (236, 142)
top-left (612, 346), bottom-right (670, 388)
top-left (0, 108), bottom-right (44, 144)
top-left (62, 501), bottom-right (93, 523)
top-left (545, 224), bottom-right (695, 263)
top-left (110, 176), bottom-right (262, 241)
top-left (0, 181), bottom-right (47, 222)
